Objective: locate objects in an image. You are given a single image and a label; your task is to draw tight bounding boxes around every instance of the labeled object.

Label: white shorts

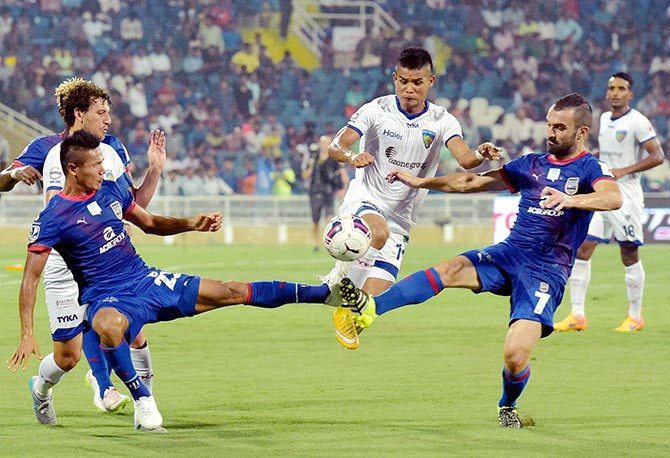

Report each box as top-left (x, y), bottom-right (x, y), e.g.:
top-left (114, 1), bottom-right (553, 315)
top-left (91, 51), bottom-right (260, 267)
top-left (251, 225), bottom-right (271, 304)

top-left (587, 199), bottom-right (644, 245)
top-left (339, 199), bottom-right (408, 285)
top-left (44, 254), bottom-right (85, 341)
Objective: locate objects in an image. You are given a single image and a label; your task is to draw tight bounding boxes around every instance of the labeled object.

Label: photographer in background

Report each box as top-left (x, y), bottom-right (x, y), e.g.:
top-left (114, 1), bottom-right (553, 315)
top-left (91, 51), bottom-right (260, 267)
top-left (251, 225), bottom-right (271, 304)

top-left (302, 134), bottom-right (349, 252)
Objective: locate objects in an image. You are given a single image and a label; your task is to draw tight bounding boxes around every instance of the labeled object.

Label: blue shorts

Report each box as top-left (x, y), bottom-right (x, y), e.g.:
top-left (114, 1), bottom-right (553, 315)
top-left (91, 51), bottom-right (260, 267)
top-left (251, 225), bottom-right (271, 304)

top-left (85, 268), bottom-right (201, 343)
top-left (461, 241), bottom-right (569, 337)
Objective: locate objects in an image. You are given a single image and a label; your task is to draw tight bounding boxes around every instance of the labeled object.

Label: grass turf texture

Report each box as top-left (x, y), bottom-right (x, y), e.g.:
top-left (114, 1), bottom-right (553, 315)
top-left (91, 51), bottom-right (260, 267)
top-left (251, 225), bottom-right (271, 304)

top-left (1, 242), bottom-right (668, 457)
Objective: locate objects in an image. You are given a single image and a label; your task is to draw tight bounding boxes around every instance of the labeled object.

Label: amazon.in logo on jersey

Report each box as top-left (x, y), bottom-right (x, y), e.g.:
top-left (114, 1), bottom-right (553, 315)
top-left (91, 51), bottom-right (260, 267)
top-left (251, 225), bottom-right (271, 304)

top-left (385, 146), bottom-right (426, 170)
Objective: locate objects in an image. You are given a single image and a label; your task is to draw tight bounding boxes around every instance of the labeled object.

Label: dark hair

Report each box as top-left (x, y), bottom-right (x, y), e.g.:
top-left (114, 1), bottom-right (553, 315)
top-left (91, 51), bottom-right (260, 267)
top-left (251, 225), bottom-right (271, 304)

top-left (397, 47), bottom-right (433, 73)
top-left (609, 71), bottom-right (633, 89)
top-left (55, 77), bottom-right (111, 128)
top-left (60, 130), bottom-right (101, 174)
top-left (552, 92), bottom-right (592, 128)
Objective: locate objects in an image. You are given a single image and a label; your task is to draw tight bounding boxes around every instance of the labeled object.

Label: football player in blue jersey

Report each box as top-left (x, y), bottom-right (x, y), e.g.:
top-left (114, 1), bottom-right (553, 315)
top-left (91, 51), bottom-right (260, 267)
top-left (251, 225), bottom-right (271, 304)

top-left (333, 93), bottom-right (623, 428)
top-left (2, 78), bottom-right (165, 415)
top-left (8, 131), bottom-right (342, 431)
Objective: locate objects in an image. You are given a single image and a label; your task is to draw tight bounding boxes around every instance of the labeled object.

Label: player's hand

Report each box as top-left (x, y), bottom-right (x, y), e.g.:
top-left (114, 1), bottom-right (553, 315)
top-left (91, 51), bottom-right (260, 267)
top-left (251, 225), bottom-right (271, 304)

top-left (9, 165), bottom-right (42, 185)
top-left (540, 186), bottom-right (572, 211)
top-left (386, 170), bottom-right (424, 188)
top-left (610, 167), bottom-right (624, 179)
top-left (476, 142), bottom-right (502, 161)
top-left (348, 151), bottom-right (374, 168)
top-left (7, 334), bottom-right (43, 373)
top-left (194, 212), bottom-right (223, 232)
top-left (146, 130), bottom-right (167, 171)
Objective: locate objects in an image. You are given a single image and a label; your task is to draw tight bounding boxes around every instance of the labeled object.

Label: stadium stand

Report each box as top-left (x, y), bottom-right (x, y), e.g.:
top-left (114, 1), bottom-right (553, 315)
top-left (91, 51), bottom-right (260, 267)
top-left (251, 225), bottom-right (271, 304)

top-left (0, 0), bottom-right (668, 195)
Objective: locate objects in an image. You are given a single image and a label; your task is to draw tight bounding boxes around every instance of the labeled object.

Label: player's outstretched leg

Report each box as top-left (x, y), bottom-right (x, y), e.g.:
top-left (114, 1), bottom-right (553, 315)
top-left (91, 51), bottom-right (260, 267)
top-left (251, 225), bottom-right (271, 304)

top-left (319, 260), bottom-right (351, 307)
top-left (29, 376), bottom-right (56, 425)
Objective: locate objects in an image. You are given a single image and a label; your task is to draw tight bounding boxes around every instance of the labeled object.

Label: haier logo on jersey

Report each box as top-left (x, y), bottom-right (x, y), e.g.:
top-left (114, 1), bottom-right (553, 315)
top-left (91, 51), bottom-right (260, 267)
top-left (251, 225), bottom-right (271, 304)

top-left (100, 226), bottom-right (126, 254)
top-left (422, 130), bottom-right (436, 149)
top-left (382, 129), bottom-right (403, 140)
top-left (615, 130), bottom-right (627, 142)
top-left (385, 146), bottom-right (426, 170)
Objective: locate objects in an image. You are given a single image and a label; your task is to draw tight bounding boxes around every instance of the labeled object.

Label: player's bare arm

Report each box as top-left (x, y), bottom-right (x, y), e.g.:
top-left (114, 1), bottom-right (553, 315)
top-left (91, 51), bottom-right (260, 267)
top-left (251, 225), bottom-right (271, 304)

top-left (7, 250), bottom-right (49, 372)
top-left (125, 203), bottom-right (222, 235)
top-left (446, 136), bottom-right (502, 170)
top-left (133, 129), bottom-right (167, 207)
top-left (387, 169), bottom-right (508, 193)
top-left (0, 165), bottom-right (43, 191)
top-left (328, 127), bottom-right (373, 168)
top-left (540, 179), bottom-right (622, 211)
top-left (610, 138), bottom-right (665, 179)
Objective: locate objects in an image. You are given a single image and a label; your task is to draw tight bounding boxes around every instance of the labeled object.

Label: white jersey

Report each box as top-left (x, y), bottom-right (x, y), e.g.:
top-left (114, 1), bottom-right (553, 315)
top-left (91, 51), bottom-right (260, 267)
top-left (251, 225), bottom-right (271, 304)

top-left (343, 95), bottom-right (463, 236)
top-left (598, 108), bottom-right (656, 205)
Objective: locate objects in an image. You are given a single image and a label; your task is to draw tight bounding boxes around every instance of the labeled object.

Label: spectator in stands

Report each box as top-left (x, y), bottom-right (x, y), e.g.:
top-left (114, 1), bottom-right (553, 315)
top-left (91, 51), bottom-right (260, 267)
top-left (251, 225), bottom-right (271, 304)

top-left (161, 169), bottom-right (182, 196)
top-left (202, 166), bottom-right (234, 195)
top-left (197, 13), bottom-right (225, 55)
top-left (270, 156), bottom-right (296, 197)
top-left (231, 42), bottom-right (260, 74)
top-left (220, 157), bottom-right (240, 192)
top-left (180, 167), bottom-right (205, 196)
top-left (345, 80), bottom-right (365, 118)
top-left (119, 11), bottom-right (143, 49)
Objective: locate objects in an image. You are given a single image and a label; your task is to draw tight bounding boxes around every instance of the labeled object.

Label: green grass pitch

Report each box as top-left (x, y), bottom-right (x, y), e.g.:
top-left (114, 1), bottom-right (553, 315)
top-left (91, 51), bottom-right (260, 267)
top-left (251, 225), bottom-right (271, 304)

top-left (0, 242), bottom-right (668, 457)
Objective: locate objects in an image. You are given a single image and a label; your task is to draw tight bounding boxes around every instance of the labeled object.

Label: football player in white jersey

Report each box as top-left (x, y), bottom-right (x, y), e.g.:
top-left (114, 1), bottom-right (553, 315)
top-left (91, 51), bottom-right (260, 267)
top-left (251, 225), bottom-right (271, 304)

top-left (6, 78), bottom-right (166, 423)
top-left (555, 72), bottom-right (665, 333)
top-left (325, 47), bottom-right (501, 349)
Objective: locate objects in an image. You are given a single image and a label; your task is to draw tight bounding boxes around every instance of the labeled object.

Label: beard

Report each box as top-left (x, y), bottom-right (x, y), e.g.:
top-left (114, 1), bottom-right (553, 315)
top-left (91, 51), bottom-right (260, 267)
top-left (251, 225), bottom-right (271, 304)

top-left (546, 138), bottom-right (573, 158)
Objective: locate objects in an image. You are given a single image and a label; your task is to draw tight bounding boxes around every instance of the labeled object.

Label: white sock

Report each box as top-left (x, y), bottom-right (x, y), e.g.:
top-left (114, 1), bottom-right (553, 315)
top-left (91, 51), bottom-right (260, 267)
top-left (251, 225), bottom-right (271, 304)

top-left (34, 353), bottom-right (68, 398)
top-left (131, 343), bottom-right (154, 393)
top-left (349, 246), bottom-right (381, 288)
top-left (569, 259), bottom-right (591, 318)
top-left (624, 261), bottom-right (644, 320)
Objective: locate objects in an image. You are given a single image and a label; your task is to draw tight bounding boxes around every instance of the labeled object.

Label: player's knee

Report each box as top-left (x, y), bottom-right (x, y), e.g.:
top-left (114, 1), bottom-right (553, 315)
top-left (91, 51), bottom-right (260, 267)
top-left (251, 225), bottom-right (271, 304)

top-left (503, 348), bottom-right (530, 373)
top-left (92, 308), bottom-right (128, 346)
top-left (54, 347), bottom-right (81, 371)
top-left (433, 260), bottom-right (464, 287)
top-left (219, 281), bottom-right (249, 305)
top-left (369, 224), bottom-right (390, 249)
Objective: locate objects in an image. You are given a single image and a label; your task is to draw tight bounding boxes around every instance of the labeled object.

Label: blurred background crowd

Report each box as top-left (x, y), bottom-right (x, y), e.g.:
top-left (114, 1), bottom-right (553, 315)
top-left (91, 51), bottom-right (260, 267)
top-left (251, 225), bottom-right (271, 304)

top-left (1, 0), bottom-right (669, 195)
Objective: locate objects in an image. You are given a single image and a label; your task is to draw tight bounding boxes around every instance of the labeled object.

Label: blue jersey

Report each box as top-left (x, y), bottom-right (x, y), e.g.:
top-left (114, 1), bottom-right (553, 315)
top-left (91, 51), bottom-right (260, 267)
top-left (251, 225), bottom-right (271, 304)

top-left (500, 151), bottom-right (614, 268)
top-left (15, 133), bottom-right (133, 186)
top-left (28, 180), bottom-right (148, 305)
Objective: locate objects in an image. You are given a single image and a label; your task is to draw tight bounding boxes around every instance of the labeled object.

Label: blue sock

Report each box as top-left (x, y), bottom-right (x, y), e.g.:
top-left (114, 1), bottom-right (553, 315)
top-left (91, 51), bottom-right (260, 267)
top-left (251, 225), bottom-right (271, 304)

top-left (246, 281), bottom-right (330, 308)
top-left (498, 365), bottom-right (530, 408)
top-left (101, 340), bottom-right (151, 401)
top-left (82, 328), bottom-right (113, 396)
top-left (375, 268), bottom-right (444, 315)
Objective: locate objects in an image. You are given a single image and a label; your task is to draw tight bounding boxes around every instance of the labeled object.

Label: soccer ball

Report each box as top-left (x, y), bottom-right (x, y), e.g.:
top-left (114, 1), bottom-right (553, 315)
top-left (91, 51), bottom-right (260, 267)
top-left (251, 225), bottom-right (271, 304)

top-left (323, 214), bottom-right (372, 261)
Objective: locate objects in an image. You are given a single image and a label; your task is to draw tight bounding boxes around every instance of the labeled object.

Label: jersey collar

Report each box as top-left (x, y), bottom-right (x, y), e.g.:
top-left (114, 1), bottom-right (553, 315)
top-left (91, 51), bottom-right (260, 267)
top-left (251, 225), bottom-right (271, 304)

top-left (547, 150), bottom-right (590, 164)
top-left (57, 189), bottom-right (97, 201)
top-left (395, 96), bottom-right (429, 120)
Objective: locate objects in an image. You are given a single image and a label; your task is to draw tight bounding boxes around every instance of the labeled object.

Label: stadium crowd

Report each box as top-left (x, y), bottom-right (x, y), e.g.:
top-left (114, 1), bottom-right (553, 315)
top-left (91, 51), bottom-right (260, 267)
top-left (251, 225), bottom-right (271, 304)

top-left (0, 0), bottom-right (669, 194)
